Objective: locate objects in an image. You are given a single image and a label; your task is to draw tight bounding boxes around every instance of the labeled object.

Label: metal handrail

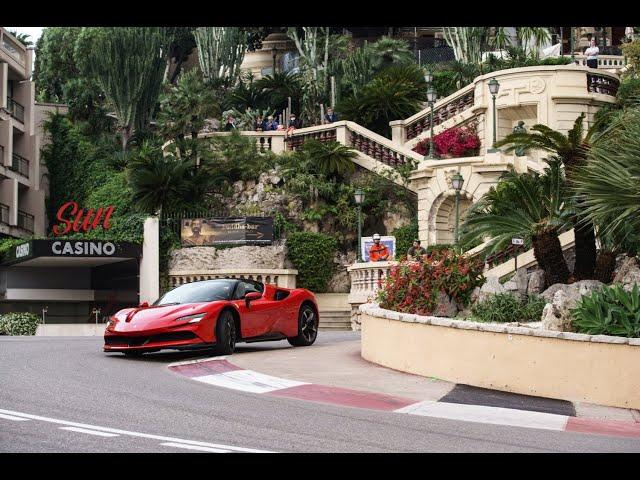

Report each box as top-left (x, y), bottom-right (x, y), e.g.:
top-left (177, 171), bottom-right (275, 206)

top-left (17, 210), bottom-right (34, 232)
top-left (10, 153), bottom-right (29, 178)
top-left (7, 97), bottom-right (25, 123)
top-left (0, 203), bottom-right (9, 224)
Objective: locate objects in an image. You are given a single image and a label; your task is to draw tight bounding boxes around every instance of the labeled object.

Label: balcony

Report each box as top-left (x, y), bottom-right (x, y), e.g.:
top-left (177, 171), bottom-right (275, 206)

top-left (7, 97), bottom-right (25, 123)
top-left (9, 153), bottom-right (29, 178)
top-left (17, 210), bottom-right (34, 233)
top-left (0, 203), bottom-right (9, 225)
top-left (0, 31), bottom-right (26, 67)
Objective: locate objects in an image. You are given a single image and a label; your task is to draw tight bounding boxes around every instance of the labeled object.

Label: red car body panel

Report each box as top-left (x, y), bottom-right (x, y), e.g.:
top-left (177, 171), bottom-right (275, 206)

top-left (103, 281), bottom-right (318, 353)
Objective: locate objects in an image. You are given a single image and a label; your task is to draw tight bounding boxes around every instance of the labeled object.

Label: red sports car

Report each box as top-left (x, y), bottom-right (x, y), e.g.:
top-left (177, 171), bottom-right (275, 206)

top-left (104, 278), bottom-right (319, 356)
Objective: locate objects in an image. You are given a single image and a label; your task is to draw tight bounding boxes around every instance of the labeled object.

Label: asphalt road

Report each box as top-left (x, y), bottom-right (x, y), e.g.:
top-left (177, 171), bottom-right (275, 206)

top-left (1, 333), bottom-right (639, 453)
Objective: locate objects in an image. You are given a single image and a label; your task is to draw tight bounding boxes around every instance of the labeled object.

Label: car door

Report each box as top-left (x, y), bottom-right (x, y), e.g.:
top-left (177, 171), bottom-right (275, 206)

top-left (232, 280), bottom-right (273, 338)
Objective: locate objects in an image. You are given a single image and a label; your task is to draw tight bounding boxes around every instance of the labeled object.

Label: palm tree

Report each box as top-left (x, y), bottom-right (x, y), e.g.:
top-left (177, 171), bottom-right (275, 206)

top-left (494, 113), bottom-right (604, 280)
top-left (8, 30), bottom-right (32, 47)
top-left (299, 140), bottom-right (358, 179)
top-left (573, 108), bottom-right (640, 269)
top-left (461, 159), bottom-right (572, 286)
top-left (255, 72), bottom-right (302, 113)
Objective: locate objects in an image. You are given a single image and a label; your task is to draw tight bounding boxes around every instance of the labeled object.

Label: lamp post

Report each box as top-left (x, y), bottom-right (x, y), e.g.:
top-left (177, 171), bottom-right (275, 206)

top-left (451, 172), bottom-right (464, 245)
top-left (354, 188), bottom-right (365, 262)
top-left (424, 70), bottom-right (437, 159)
top-left (488, 77), bottom-right (500, 152)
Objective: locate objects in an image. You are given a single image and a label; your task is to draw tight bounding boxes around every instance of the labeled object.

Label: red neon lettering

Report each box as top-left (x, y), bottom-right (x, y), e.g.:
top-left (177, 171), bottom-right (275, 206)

top-left (53, 201), bottom-right (78, 236)
top-left (53, 202), bottom-right (115, 236)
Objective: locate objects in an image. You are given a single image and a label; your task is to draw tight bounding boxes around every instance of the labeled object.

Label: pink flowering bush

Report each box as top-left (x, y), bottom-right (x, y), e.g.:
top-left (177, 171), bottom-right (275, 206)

top-left (376, 248), bottom-right (485, 316)
top-left (412, 124), bottom-right (481, 158)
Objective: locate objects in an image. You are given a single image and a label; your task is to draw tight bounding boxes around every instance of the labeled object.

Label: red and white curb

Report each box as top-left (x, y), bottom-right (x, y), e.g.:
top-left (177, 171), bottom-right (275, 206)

top-left (169, 357), bottom-right (640, 439)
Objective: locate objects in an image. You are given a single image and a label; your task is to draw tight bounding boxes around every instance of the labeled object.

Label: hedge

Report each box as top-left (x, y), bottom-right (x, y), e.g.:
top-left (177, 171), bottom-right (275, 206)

top-left (286, 232), bottom-right (338, 293)
top-left (0, 312), bottom-right (41, 336)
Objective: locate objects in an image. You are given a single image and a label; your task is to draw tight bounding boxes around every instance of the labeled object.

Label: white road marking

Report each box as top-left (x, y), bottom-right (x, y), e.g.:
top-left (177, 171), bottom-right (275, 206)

top-left (160, 442), bottom-right (230, 453)
top-left (0, 408), bottom-right (273, 453)
top-left (396, 401), bottom-right (569, 431)
top-left (60, 427), bottom-right (120, 437)
top-left (168, 356), bottom-right (228, 367)
top-left (195, 370), bottom-right (308, 394)
top-left (0, 413), bottom-right (30, 422)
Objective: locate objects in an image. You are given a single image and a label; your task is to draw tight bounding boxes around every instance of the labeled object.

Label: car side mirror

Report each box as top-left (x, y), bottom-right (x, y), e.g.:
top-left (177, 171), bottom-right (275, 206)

top-left (245, 292), bottom-right (261, 307)
top-left (139, 301), bottom-right (149, 308)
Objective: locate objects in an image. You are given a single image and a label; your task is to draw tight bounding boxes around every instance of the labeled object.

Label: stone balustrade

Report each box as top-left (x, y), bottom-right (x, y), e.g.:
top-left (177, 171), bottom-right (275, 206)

top-left (573, 54), bottom-right (627, 70)
top-left (168, 268), bottom-right (298, 290)
top-left (195, 131), bottom-right (287, 154)
top-left (347, 261), bottom-right (397, 330)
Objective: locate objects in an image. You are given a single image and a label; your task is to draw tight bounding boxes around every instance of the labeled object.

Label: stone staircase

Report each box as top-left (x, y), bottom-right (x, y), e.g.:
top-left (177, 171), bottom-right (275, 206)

top-left (315, 293), bottom-right (352, 331)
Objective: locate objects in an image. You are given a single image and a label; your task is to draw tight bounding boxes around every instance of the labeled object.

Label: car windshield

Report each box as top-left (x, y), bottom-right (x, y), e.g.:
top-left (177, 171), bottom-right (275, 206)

top-left (153, 280), bottom-right (236, 306)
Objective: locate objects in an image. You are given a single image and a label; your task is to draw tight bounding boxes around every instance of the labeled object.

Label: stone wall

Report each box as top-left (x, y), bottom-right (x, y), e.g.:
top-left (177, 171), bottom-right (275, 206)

top-left (169, 243), bottom-right (293, 272)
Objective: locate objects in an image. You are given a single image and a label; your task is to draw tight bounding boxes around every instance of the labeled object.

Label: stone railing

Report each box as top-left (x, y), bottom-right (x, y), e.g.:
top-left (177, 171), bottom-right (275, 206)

top-left (286, 127), bottom-right (337, 150)
top-left (168, 268), bottom-right (298, 290)
top-left (586, 72), bottom-right (620, 96)
top-left (193, 130), bottom-right (287, 154)
top-left (573, 54), bottom-right (627, 70)
top-left (403, 84), bottom-right (476, 141)
top-left (347, 261), bottom-right (398, 330)
top-left (0, 30), bottom-right (26, 67)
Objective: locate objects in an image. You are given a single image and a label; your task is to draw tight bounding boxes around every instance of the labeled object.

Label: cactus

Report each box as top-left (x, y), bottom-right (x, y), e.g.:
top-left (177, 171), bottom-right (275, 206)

top-left (194, 27), bottom-right (247, 85)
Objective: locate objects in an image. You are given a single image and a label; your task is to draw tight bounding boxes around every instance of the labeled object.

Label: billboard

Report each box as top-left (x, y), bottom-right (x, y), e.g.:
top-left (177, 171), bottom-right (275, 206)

top-left (181, 217), bottom-right (273, 246)
top-left (361, 236), bottom-right (396, 262)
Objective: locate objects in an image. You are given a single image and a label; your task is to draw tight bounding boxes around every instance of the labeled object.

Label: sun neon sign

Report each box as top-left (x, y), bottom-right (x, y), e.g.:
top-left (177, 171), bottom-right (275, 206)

top-left (52, 201), bottom-right (115, 236)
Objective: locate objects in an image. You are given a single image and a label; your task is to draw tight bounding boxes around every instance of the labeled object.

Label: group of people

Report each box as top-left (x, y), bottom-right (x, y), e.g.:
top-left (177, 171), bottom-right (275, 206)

top-left (367, 234), bottom-right (428, 263)
top-left (223, 108), bottom-right (340, 134)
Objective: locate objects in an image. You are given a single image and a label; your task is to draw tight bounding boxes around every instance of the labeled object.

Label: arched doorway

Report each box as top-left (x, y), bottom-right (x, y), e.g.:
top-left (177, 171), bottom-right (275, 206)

top-left (432, 194), bottom-right (473, 245)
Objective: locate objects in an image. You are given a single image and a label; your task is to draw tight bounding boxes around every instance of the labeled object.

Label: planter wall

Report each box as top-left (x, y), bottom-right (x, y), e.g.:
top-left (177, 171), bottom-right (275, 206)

top-left (360, 304), bottom-right (640, 409)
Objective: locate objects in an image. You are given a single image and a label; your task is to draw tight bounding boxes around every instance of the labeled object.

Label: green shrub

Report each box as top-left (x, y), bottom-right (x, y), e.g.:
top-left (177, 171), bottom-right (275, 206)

top-left (471, 293), bottom-right (545, 323)
top-left (392, 220), bottom-right (418, 260)
top-left (286, 232), bottom-right (338, 293)
top-left (0, 312), bottom-right (41, 336)
top-left (571, 284), bottom-right (640, 337)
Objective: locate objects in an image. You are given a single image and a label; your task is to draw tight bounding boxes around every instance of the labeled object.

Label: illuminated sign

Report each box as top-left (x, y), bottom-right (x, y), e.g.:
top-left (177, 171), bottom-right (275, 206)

top-left (52, 201), bottom-right (115, 236)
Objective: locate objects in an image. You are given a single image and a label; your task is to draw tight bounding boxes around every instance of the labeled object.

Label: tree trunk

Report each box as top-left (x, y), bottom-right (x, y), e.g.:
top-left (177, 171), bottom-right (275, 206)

top-left (532, 231), bottom-right (570, 286)
top-left (121, 125), bottom-right (132, 152)
top-left (572, 218), bottom-right (597, 280)
top-left (594, 250), bottom-right (616, 283)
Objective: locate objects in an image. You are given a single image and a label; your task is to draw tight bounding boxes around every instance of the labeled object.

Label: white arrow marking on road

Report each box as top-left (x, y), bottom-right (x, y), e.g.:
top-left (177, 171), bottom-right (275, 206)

top-left (160, 442), bottom-right (230, 453)
top-left (0, 407), bottom-right (273, 453)
top-left (0, 413), bottom-right (30, 422)
top-left (60, 427), bottom-right (120, 437)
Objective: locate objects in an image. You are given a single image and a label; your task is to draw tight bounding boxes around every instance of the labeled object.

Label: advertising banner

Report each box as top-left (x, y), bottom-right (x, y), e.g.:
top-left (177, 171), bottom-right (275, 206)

top-left (181, 217), bottom-right (273, 246)
top-left (361, 236), bottom-right (396, 262)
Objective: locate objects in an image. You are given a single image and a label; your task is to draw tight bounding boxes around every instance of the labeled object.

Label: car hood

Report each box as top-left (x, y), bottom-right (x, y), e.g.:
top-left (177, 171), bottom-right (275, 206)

top-left (111, 303), bottom-right (213, 332)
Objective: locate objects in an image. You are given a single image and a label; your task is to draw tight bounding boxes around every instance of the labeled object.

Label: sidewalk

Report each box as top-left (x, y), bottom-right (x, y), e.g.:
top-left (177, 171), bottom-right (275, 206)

top-left (229, 332), bottom-right (640, 423)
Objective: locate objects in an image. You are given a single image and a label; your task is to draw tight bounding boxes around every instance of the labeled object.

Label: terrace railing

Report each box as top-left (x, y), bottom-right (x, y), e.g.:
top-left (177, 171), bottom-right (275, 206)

top-left (9, 153), bottom-right (29, 178)
top-left (587, 73), bottom-right (620, 96)
top-left (7, 97), bottom-right (25, 123)
top-left (0, 203), bottom-right (9, 225)
top-left (17, 210), bottom-right (34, 233)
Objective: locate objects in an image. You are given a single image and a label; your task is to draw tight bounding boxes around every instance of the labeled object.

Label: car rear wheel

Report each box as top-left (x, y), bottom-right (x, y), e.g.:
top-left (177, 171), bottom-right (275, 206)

top-left (287, 304), bottom-right (318, 347)
top-left (215, 310), bottom-right (237, 355)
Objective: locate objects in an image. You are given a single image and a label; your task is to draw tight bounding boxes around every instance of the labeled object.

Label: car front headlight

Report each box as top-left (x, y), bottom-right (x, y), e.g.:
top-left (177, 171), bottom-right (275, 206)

top-left (176, 313), bottom-right (206, 324)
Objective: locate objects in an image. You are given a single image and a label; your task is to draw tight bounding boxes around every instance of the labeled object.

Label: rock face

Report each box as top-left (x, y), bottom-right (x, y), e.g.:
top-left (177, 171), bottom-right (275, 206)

top-left (478, 276), bottom-right (505, 300)
top-left (169, 243), bottom-right (293, 271)
top-left (327, 251), bottom-right (357, 293)
top-left (527, 269), bottom-right (545, 295)
top-left (433, 291), bottom-right (459, 317)
top-left (613, 256), bottom-right (640, 291)
top-left (540, 280), bottom-right (605, 331)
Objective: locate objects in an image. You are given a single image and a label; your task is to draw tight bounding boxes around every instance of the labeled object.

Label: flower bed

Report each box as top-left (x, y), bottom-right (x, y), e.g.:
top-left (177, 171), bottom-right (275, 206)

top-left (412, 124), bottom-right (480, 158)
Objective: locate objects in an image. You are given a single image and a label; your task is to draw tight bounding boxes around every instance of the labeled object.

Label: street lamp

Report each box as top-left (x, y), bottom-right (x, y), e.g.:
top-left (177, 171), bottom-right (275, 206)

top-left (488, 77), bottom-right (500, 152)
top-left (451, 172), bottom-right (464, 245)
top-left (354, 188), bottom-right (365, 262)
top-left (424, 69), bottom-right (437, 159)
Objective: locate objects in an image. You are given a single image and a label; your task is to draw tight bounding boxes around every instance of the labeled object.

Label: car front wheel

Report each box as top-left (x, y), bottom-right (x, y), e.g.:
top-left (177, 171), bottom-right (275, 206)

top-left (287, 304), bottom-right (318, 347)
top-left (215, 310), bottom-right (237, 355)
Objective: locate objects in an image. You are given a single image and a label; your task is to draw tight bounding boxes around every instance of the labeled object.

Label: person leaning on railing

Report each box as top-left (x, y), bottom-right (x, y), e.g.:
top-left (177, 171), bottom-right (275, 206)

top-left (584, 38), bottom-right (599, 69)
top-left (407, 239), bottom-right (426, 261)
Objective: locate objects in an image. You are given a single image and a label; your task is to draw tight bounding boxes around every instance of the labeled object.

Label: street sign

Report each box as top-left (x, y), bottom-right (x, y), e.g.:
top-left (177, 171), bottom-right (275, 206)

top-left (511, 237), bottom-right (524, 246)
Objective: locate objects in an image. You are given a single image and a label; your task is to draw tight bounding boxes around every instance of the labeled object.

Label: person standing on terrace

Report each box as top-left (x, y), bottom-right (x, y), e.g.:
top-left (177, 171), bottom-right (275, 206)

top-left (224, 115), bottom-right (237, 131)
top-left (288, 113), bottom-right (302, 132)
top-left (265, 116), bottom-right (279, 131)
top-left (325, 107), bottom-right (339, 123)
top-left (584, 38), bottom-right (599, 69)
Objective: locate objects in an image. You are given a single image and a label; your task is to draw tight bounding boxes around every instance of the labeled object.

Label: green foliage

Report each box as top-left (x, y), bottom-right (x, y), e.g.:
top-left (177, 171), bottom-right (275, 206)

top-left (573, 108), bottom-right (640, 253)
top-left (621, 39), bottom-right (640, 76)
top-left (194, 27), bottom-right (247, 84)
top-left (0, 238), bottom-right (28, 262)
top-left (392, 220), bottom-right (419, 260)
top-left (571, 284), bottom-right (640, 337)
top-left (33, 27), bottom-right (83, 102)
top-left (470, 293), bottom-right (545, 323)
top-left (0, 313), bottom-right (40, 336)
top-left (286, 232), bottom-right (338, 293)
top-left (297, 140), bottom-right (357, 179)
top-left (337, 63), bottom-right (428, 137)
top-left (377, 249), bottom-right (485, 315)
top-left (255, 72), bottom-right (303, 113)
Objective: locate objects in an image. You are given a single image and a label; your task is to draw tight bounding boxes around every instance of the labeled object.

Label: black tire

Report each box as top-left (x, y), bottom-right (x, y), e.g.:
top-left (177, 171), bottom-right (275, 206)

top-left (215, 310), bottom-right (237, 355)
top-left (287, 303), bottom-right (318, 347)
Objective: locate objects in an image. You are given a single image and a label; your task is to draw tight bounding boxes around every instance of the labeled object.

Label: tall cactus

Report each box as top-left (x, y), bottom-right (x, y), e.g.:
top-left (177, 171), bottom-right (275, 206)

top-left (78, 27), bottom-right (170, 150)
top-left (194, 27), bottom-right (247, 84)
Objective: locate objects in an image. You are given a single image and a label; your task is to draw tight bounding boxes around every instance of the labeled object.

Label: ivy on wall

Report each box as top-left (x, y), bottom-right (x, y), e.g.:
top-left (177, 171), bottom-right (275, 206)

top-left (286, 232), bottom-right (338, 293)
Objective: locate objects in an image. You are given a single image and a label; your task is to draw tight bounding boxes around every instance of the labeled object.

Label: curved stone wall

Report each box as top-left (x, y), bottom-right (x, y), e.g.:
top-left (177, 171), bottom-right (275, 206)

top-left (359, 304), bottom-right (640, 409)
